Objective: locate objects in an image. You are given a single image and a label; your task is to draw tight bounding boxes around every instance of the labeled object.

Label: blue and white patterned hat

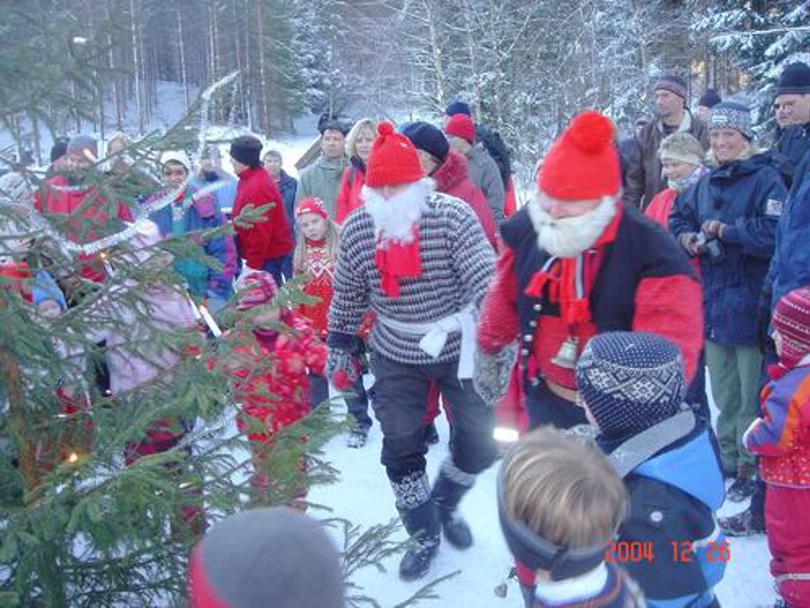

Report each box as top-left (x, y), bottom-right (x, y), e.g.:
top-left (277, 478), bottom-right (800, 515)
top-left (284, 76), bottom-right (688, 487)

top-left (708, 101), bottom-right (753, 140)
top-left (576, 332), bottom-right (685, 437)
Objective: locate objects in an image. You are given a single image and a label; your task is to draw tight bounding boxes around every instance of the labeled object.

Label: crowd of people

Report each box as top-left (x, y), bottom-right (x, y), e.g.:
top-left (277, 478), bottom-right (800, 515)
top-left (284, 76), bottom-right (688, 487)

top-left (2, 58), bottom-right (810, 608)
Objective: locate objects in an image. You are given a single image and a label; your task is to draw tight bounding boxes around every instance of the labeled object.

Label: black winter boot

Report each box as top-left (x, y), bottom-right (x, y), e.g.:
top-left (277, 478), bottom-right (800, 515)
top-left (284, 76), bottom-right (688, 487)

top-left (392, 472), bottom-right (440, 581)
top-left (431, 459), bottom-right (475, 550)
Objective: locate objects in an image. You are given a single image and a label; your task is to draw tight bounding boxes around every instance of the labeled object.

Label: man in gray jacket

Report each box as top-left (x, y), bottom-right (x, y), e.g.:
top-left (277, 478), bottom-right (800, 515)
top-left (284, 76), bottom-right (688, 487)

top-left (625, 74), bottom-right (709, 211)
top-left (295, 114), bottom-right (350, 219)
top-left (445, 113), bottom-right (505, 224)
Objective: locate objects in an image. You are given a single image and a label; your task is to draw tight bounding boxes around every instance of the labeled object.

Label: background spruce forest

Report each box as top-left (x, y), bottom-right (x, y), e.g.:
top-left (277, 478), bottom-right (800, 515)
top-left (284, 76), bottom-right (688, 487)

top-left (2, 1), bottom-right (810, 177)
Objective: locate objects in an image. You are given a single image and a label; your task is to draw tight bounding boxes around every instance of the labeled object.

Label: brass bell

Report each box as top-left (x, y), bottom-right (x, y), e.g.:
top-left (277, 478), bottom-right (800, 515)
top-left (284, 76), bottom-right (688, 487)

top-left (551, 336), bottom-right (579, 369)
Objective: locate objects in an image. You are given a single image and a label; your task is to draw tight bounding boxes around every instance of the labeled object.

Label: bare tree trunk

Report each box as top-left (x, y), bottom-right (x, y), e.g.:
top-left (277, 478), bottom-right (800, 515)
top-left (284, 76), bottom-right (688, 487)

top-left (425, 0), bottom-right (446, 107)
top-left (31, 113), bottom-right (42, 166)
top-left (129, 0), bottom-right (144, 134)
top-left (256, 0), bottom-right (270, 135)
top-left (177, 9), bottom-right (189, 112)
top-left (462, 2), bottom-right (482, 117)
top-left (106, 0), bottom-right (123, 130)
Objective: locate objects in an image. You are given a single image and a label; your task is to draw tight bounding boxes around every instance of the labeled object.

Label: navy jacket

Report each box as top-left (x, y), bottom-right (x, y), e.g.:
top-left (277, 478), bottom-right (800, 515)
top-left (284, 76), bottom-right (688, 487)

top-left (601, 418), bottom-right (726, 608)
top-left (670, 153), bottom-right (786, 345)
top-left (277, 170), bottom-right (298, 242)
top-left (776, 122), bottom-right (810, 192)
top-left (767, 171), bottom-right (810, 309)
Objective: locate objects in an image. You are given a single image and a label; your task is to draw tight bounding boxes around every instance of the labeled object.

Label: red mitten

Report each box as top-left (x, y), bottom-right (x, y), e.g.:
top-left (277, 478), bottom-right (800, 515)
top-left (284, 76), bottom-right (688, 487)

top-left (326, 349), bottom-right (360, 391)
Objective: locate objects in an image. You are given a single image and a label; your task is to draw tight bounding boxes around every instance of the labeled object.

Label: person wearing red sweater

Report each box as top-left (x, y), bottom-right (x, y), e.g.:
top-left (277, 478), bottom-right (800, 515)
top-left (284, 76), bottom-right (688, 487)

top-left (229, 135), bottom-right (293, 286)
top-left (474, 111), bottom-right (703, 432)
top-left (335, 118), bottom-right (377, 225)
top-left (34, 134), bottom-right (133, 285)
top-left (219, 271), bottom-right (327, 504)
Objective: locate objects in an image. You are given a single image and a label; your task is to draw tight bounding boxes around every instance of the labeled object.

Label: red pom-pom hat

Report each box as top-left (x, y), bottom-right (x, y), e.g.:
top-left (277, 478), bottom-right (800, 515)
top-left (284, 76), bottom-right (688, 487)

top-left (444, 113), bottom-right (475, 144)
top-left (365, 122), bottom-right (425, 188)
top-left (538, 110), bottom-right (621, 201)
top-left (295, 196), bottom-right (328, 220)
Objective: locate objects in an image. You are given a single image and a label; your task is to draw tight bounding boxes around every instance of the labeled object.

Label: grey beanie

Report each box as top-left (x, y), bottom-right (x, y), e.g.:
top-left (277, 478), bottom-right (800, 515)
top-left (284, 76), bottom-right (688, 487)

top-left (708, 101), bottom-right (753, 140)
top-left (189, 507), bottom-right (345, 608)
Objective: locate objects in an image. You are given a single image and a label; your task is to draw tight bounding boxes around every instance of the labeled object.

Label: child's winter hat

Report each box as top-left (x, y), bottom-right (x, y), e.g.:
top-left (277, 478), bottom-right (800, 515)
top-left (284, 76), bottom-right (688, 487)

top-left (776, 63), bottom-right (810, 96)
top-left (295, 197), bottom-right (328, 220)
top-left (772, 286), bottom-right (810, 369)
top-left (67, 134), bottom-right (98, 162)
top-left (698, 88), bottom-right (722, 109)
top-left (538, 110), bottom-right (620, 201)
top-left (654, 73), bottom-right (688, 100)
top-left (160, 150), bottom-right (192, 172)
top-left (708, 101), bottom-right (753, 140)
top-left (188, 507), bottom-right (345, 608)
top-left (364, 122), bottom-right (425, 188)
top-left (444, 113), bottom-right (476, 144)
top-left (401, 122), bottom-right (450, 163)
top-left (658, 132), bottom-right (704, 167)
top-left (576, 332), bottom-right (686, 437)
top-left (444, 100), bottom-right (472, 117)
top-left (236, 270), bottom-right (278, 311)
top-left (32, 271), bottom-right (67, 312)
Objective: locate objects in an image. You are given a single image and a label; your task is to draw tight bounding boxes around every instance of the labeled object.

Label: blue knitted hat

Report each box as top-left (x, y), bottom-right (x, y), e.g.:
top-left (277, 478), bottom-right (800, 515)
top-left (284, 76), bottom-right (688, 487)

top-left (708, 101), bottom-right (753, 140)
top-left (444, 101), bottom-right (471, 117)
top-left (776, 63), bottom-right (810, 95)
top-left (576, 332), bottom-right (685, 437)
top-left (401, 121), bottom-right (450, 162)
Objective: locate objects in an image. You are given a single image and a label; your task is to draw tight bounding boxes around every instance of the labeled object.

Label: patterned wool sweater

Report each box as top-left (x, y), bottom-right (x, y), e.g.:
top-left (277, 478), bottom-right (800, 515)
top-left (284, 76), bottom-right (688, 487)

top-left (328, 192), bottom-right (495, 365)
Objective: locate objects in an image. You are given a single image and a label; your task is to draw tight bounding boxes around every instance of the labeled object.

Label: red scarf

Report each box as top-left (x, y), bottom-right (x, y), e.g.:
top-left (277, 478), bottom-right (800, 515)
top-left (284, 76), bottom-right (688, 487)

top-left (375, 227), bottom-right (422, 298)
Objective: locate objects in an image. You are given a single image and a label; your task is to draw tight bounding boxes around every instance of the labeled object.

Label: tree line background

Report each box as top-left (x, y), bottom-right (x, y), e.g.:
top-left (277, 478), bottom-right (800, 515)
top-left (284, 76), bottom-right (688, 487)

top-left (2, 0), bottom-right (808, 178)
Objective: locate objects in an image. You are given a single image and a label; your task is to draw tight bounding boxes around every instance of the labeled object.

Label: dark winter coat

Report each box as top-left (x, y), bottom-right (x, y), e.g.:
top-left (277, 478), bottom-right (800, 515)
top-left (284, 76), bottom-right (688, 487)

top-left (776, 122), bottom-right (810, 192)
top-left (467, 145), bottom-right (506, 225)
top-left (233, 166), bottom-right (293, 269)
top-left (478, 203), bottom-right (703, 398)
top-left (600, 415), bottom-right (726, 608)
top-left (276, 170), bottom-right (298, 240)
top-left (767, 170), bottom-right (810, 309)
top-left (431, 150), bottom-right (497, 248)
top-left (147, 186), bottom-right (237, 299)
top-left (625, 112), bottom-right (709, 211)
top-left (670, 153), bottom-right (787, 346)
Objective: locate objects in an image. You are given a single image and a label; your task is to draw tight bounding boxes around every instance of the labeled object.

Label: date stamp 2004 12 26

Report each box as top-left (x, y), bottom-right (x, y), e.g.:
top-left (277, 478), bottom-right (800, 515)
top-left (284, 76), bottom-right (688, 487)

top-left (605, 541), bottom-right (731, 564)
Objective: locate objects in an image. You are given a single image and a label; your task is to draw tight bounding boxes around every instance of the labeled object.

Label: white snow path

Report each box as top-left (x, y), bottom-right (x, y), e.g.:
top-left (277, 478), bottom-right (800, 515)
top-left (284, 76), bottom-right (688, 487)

top-left (309, 379), bottom-right (777, 608)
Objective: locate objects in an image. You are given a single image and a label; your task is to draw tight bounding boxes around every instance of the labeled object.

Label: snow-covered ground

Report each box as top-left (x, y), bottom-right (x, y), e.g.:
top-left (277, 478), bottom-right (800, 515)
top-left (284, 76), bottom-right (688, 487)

top-left (310, 380), bottom-right (777, 607)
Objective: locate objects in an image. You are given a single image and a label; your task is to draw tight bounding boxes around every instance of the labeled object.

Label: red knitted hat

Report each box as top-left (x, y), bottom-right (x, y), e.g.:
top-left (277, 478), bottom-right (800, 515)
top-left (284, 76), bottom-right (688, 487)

top-left (538, 111), bottom-right (621, 201)
top-left (295, 196), bottom-right (328, 220)
top-left (444, 113), bottom-right (475, 143)
top-left (236, 271), bottom-right (278, 311)
top-left (365, 122), bottom-right (425, 187)
top-left (772, 286), bottom-right (810, 368)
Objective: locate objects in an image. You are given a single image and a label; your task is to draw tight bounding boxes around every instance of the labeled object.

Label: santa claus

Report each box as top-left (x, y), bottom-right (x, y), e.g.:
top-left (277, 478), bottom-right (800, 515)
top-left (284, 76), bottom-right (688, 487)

top-left (326, 122), bottom-right (497, 580)
top-left (475, 111), bottom-right (703, 431)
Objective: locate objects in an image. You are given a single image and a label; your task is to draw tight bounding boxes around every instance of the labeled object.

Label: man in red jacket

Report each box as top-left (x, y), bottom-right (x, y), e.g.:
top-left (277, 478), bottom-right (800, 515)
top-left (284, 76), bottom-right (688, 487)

top-left (229, 135), bottom-right (292, 286)
top-left (474, 111), bottom-right (703, 432)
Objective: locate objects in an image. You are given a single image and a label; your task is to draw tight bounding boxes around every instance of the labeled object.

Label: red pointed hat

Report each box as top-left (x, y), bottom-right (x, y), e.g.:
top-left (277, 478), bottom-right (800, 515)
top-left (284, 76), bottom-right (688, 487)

top-left (365, 122), bottom-right (425, 188)
top-left (538, 111), bottom-right (620, 201)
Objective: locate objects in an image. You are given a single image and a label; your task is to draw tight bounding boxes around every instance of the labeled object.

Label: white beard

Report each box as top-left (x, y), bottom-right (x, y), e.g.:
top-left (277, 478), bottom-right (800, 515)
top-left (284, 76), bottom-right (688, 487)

top-left (362, 178), bottom-right (433, 243)
top-left (527, 193), bottom-right (617, 258)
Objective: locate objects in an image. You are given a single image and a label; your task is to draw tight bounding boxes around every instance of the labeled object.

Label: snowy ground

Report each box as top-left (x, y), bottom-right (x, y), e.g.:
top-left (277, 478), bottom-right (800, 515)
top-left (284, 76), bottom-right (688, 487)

top-left (309, 378), bottom-right (777, 608)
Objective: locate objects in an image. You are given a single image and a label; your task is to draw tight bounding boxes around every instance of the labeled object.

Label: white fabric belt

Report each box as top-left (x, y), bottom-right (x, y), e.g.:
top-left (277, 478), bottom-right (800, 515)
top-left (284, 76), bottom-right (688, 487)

top-left (377, 303), bottom-right (477, 379)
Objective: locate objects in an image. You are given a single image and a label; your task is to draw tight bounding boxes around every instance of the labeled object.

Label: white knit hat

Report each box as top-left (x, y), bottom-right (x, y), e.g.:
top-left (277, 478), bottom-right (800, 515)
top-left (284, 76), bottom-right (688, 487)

top-left (160, 150), bottom-right (191, 172)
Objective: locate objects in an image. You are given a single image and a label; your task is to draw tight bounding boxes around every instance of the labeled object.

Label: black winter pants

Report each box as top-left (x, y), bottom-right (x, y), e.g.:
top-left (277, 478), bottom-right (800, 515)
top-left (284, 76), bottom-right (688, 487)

top-left (370, 352), bottom-right (496, 482)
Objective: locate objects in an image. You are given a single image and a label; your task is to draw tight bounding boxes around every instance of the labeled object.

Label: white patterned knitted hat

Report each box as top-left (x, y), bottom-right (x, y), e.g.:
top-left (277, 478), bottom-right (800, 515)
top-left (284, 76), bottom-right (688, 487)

top-left (576, 332), bottom-right (686, 437)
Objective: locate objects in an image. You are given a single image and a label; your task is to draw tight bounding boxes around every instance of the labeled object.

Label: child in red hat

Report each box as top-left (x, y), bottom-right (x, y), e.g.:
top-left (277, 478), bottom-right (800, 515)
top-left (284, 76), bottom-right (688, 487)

top-left (744, 285), bottom-right (810, 607)
top-left (293, 197), bottom-right (373, 447)
top-left (218, 271), bottom-right (327, 504)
